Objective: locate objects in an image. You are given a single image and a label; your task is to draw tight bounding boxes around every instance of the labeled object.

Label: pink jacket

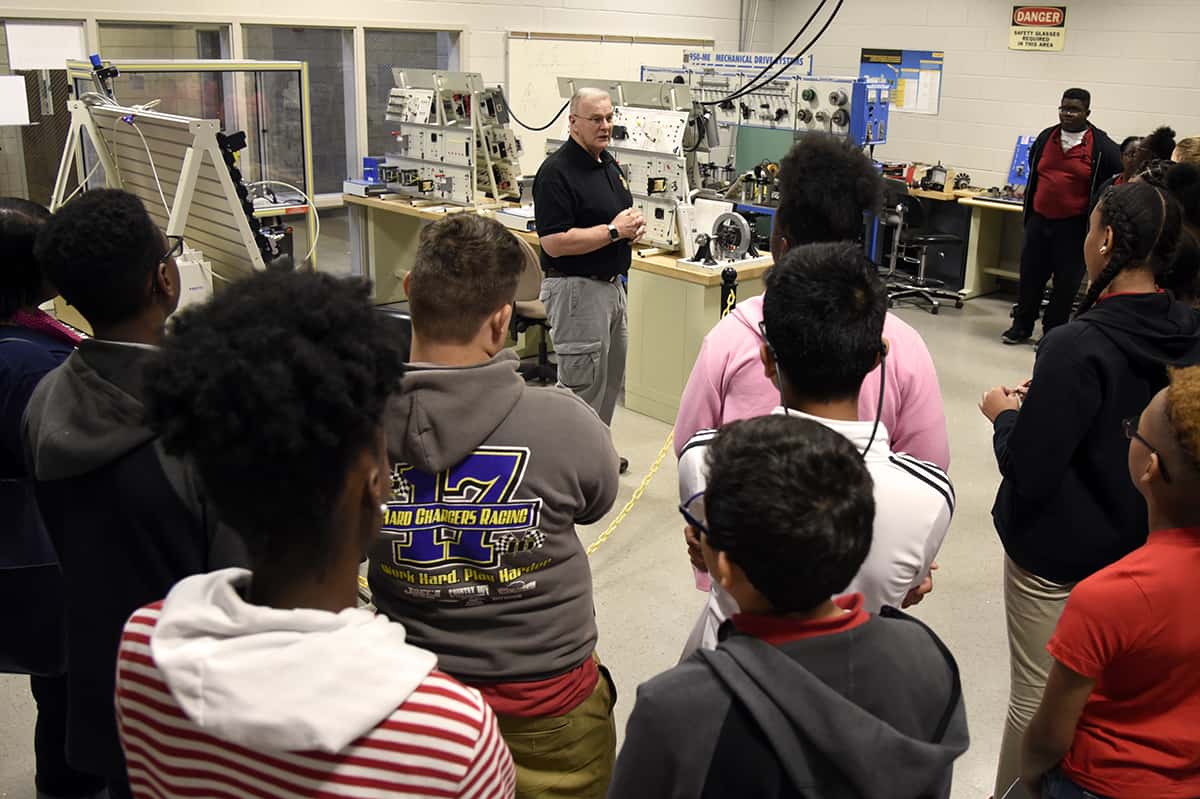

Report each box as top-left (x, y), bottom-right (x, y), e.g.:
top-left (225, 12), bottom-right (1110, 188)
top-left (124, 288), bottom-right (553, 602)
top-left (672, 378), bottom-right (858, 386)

top-left (673, 295), bottom-right (950, 470)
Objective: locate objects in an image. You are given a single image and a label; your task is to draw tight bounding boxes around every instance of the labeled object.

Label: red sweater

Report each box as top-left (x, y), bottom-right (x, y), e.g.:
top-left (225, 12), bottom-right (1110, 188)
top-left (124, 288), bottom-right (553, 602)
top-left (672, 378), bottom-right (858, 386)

top-left (1033, 128), bottom-right (1094, 219)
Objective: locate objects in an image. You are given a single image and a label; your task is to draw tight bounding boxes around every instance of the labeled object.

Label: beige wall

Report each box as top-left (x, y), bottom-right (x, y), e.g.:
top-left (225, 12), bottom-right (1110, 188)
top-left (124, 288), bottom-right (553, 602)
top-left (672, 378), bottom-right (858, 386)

top-left (777, 0), bottom-right (1200, 186)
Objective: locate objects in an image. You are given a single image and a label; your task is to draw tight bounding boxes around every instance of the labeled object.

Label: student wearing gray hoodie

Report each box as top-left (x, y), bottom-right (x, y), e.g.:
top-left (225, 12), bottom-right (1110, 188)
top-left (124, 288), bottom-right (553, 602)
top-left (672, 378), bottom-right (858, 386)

top-left (368, 215), bottom-right (620, 799)
top-left (611, 414), bottom-right (968, 799)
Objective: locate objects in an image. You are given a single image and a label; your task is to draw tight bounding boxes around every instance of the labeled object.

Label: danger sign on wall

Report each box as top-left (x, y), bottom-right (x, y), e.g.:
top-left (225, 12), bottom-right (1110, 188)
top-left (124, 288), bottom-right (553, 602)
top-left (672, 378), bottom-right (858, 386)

top-left (1010, 5), bottom-right (1067, 51)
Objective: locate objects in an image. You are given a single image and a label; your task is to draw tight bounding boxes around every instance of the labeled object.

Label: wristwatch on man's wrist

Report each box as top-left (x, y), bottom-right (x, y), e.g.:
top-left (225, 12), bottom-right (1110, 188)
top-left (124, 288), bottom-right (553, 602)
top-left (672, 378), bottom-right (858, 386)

top-left (607, 223), bottom-right (621, 241)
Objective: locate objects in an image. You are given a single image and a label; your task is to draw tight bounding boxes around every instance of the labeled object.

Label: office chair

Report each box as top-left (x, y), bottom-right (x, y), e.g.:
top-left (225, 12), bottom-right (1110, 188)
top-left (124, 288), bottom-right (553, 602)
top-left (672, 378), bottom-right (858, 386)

top-left (373, 301), bottom-right (412, 362)
top-left (880, 179), bottom-right (965, 315)
top-left (510, 236), bottom-right (557, 385)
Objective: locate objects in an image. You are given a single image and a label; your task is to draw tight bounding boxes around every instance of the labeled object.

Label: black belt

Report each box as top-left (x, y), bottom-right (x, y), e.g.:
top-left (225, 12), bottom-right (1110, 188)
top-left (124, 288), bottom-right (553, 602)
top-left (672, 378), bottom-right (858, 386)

top-left (544, 268), bottom-right (619, 283)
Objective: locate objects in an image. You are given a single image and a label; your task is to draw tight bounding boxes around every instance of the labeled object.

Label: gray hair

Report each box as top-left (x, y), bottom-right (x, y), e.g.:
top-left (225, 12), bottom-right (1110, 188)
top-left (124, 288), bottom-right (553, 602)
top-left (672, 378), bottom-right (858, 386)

top-left (570, 87), bottom-right (611, 115)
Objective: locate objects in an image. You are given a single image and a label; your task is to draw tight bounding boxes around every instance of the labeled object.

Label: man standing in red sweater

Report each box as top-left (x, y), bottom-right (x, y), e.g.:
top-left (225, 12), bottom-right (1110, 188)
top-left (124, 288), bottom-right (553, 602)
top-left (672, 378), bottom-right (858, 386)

top-left (1003, 88), bottom-right (1122, 345)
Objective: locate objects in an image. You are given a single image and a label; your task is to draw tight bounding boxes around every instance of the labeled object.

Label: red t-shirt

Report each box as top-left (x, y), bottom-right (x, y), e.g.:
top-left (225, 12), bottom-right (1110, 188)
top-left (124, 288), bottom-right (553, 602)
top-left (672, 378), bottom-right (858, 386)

top-left (1048, 527), bottom-right (1200, 798)
top-left (473, 656), bottom-right (598, 718)
top-left (1033, 127), bottom-right (1094, 220)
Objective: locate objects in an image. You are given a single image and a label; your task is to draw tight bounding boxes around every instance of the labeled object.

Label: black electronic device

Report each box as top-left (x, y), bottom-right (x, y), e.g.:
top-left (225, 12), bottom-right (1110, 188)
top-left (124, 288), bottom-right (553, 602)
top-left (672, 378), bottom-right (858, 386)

top-left (919, 161), bottom-right (948, 193)
top-left (694, 233), bottom-right (717, 266)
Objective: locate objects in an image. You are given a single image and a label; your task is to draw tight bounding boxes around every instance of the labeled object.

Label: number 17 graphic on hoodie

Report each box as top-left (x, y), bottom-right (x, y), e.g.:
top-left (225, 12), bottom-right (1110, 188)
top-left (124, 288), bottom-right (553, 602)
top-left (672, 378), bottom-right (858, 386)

top-left (383, 447), bottom-right (545, 570)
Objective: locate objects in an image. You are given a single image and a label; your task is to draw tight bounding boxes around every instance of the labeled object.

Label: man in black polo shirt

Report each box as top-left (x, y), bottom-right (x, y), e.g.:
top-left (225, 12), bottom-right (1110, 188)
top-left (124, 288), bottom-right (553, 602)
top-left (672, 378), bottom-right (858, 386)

top-left (535, 88), bottom-right (644, 470)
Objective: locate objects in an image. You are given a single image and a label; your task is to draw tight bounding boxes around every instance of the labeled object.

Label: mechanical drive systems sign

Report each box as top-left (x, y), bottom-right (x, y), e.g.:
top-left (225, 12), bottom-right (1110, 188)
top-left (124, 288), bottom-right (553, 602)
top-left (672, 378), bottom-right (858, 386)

top-left (1010, 5), bottom-right (1067, 51)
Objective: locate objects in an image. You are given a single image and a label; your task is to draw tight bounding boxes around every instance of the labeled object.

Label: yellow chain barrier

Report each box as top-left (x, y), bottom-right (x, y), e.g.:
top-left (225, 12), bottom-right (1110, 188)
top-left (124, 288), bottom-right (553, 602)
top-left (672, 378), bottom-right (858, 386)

top-left (722, 290), bottom-right (736, 318)
top-left (585, 431), bottom-right (674, 556)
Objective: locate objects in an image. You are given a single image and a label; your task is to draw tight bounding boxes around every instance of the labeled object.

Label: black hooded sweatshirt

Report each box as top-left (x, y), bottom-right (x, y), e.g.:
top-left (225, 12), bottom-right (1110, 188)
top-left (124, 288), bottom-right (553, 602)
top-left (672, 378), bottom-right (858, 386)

top-left (992, 292), bottom-right (1200, 583)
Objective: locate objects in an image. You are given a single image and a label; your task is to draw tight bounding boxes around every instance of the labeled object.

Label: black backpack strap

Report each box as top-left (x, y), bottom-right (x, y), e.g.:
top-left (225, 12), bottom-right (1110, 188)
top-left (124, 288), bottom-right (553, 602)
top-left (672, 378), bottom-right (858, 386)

top-left (879, 605), bottom-right (963, 743)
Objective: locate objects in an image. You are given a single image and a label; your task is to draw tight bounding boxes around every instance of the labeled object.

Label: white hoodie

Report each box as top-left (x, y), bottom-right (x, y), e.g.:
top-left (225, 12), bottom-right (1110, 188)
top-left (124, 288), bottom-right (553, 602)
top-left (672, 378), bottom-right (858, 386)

top-left (116, 568), bottom-right (515, 798)
top-left (150, 568), bottom-right (436, 752)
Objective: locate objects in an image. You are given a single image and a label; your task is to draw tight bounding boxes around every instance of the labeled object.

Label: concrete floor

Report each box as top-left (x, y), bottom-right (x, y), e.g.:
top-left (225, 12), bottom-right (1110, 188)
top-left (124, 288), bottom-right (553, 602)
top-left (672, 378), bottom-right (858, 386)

top-left (0, 287), bottom-right (1035, 798)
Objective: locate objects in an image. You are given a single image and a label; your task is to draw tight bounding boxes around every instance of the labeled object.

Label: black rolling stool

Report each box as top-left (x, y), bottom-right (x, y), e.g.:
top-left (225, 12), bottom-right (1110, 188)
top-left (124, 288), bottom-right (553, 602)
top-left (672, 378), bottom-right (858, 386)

top-left (880, 181), bottom-right (965, 315)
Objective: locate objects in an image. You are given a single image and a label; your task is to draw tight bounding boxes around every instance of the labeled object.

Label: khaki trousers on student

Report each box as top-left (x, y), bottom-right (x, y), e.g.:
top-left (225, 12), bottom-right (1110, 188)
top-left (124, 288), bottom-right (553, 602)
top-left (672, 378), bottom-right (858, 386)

top-left (496, 662), bottom-right (617, 799)
top-left (994, 557), bottom-right (1076, 799)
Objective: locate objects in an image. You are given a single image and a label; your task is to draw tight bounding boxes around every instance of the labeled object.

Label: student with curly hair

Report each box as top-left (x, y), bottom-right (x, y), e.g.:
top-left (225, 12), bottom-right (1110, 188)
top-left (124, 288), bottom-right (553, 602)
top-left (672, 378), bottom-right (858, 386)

top-left (1022, 365), bottom-right (1200, 798)
top-left (674, 133), bottom-right (949, 469)
top-left (0, 198), bottom-right (104, 799)
top-left (980, 181), bottom-right (1200, 796)
top-left (22, 189), bottom-right (246, 797)
top-left (114, 271), bottom-right (515, 799)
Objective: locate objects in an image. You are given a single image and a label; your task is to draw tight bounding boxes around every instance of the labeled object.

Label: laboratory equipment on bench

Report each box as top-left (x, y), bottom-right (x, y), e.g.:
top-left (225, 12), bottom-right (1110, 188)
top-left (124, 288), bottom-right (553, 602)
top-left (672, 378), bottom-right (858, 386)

top-left (383, 69), bottom-right (524, 206)
top-left (62, 55), bottom-right (319, 275)
top-left (678, 198), bottom-right (772, 270)
top-left (919, 162), bottom-right (949, 192)
top-left (793, 76), bottom-right (891, 148)
top-left (52, 94), bottom-right (287, 284)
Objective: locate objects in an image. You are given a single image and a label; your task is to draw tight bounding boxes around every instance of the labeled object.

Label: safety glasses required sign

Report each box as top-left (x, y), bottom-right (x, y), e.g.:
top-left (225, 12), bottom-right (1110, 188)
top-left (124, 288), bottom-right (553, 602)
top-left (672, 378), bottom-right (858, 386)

top-left (1010, 5), bottom-right (1067, 51)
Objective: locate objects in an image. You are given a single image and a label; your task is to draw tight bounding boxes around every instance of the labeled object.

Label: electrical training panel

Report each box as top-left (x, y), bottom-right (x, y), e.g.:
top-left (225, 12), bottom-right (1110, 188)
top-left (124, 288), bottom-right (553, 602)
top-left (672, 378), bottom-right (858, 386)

top-left (794, 76), bottom-right (890, 147)
top-left (642, 60), bottom-right (809, 133)
top-left (548, 77), bottom-right (696, 251)
top-left (383, 69), bottom-right (523, 205)
top-left (641, 66), bottom-right (891, 148)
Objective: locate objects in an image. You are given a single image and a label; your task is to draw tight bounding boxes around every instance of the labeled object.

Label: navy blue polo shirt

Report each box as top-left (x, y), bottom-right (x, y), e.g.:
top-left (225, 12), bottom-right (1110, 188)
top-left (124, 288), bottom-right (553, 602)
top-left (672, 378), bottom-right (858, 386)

top-left (533, 136), bottom-right (634, 280)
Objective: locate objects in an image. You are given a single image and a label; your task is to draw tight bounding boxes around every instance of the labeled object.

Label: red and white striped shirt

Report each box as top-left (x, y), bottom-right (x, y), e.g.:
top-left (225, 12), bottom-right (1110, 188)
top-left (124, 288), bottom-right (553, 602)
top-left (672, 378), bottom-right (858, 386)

top-left (116, 603), bottom-right (515, 799)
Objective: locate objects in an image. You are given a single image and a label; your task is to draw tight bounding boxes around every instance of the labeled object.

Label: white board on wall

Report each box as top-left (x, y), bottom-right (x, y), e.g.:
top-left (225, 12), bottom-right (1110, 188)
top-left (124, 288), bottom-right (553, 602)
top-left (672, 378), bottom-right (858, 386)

top-left (5, 21), bottom-right (87, 71)
top-left (505, 33), bottom-right (712, 176)
top-left (0, 76), bottom-right (29, 126)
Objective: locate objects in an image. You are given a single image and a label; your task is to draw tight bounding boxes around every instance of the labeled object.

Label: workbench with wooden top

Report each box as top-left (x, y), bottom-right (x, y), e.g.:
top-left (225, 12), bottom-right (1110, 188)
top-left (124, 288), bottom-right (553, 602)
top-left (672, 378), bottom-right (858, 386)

top-left (343, 193), bottom-right (768, 424)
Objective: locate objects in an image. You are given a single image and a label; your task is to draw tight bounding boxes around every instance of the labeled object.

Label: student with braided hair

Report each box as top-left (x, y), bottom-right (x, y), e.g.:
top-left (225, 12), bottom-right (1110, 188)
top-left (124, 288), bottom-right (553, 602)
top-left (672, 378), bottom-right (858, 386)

top-left (1134, 160), bottom-right (1200, 305)
top-left (979, 181), bottom-right (1200, 797)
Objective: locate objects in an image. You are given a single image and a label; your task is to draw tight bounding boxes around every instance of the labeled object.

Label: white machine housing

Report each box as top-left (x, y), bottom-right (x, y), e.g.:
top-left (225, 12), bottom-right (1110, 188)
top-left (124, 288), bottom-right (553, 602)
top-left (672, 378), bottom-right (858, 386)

top-left (677, 197), bottom-right (772, 270)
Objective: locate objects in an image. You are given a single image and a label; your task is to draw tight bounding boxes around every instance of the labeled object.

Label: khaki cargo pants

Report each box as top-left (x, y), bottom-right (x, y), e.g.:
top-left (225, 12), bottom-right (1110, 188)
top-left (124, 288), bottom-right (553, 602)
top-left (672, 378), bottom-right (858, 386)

top-left (540, 276), bottom-right (627, 426)
top-left (496, 662), bottom-right (617, 799)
